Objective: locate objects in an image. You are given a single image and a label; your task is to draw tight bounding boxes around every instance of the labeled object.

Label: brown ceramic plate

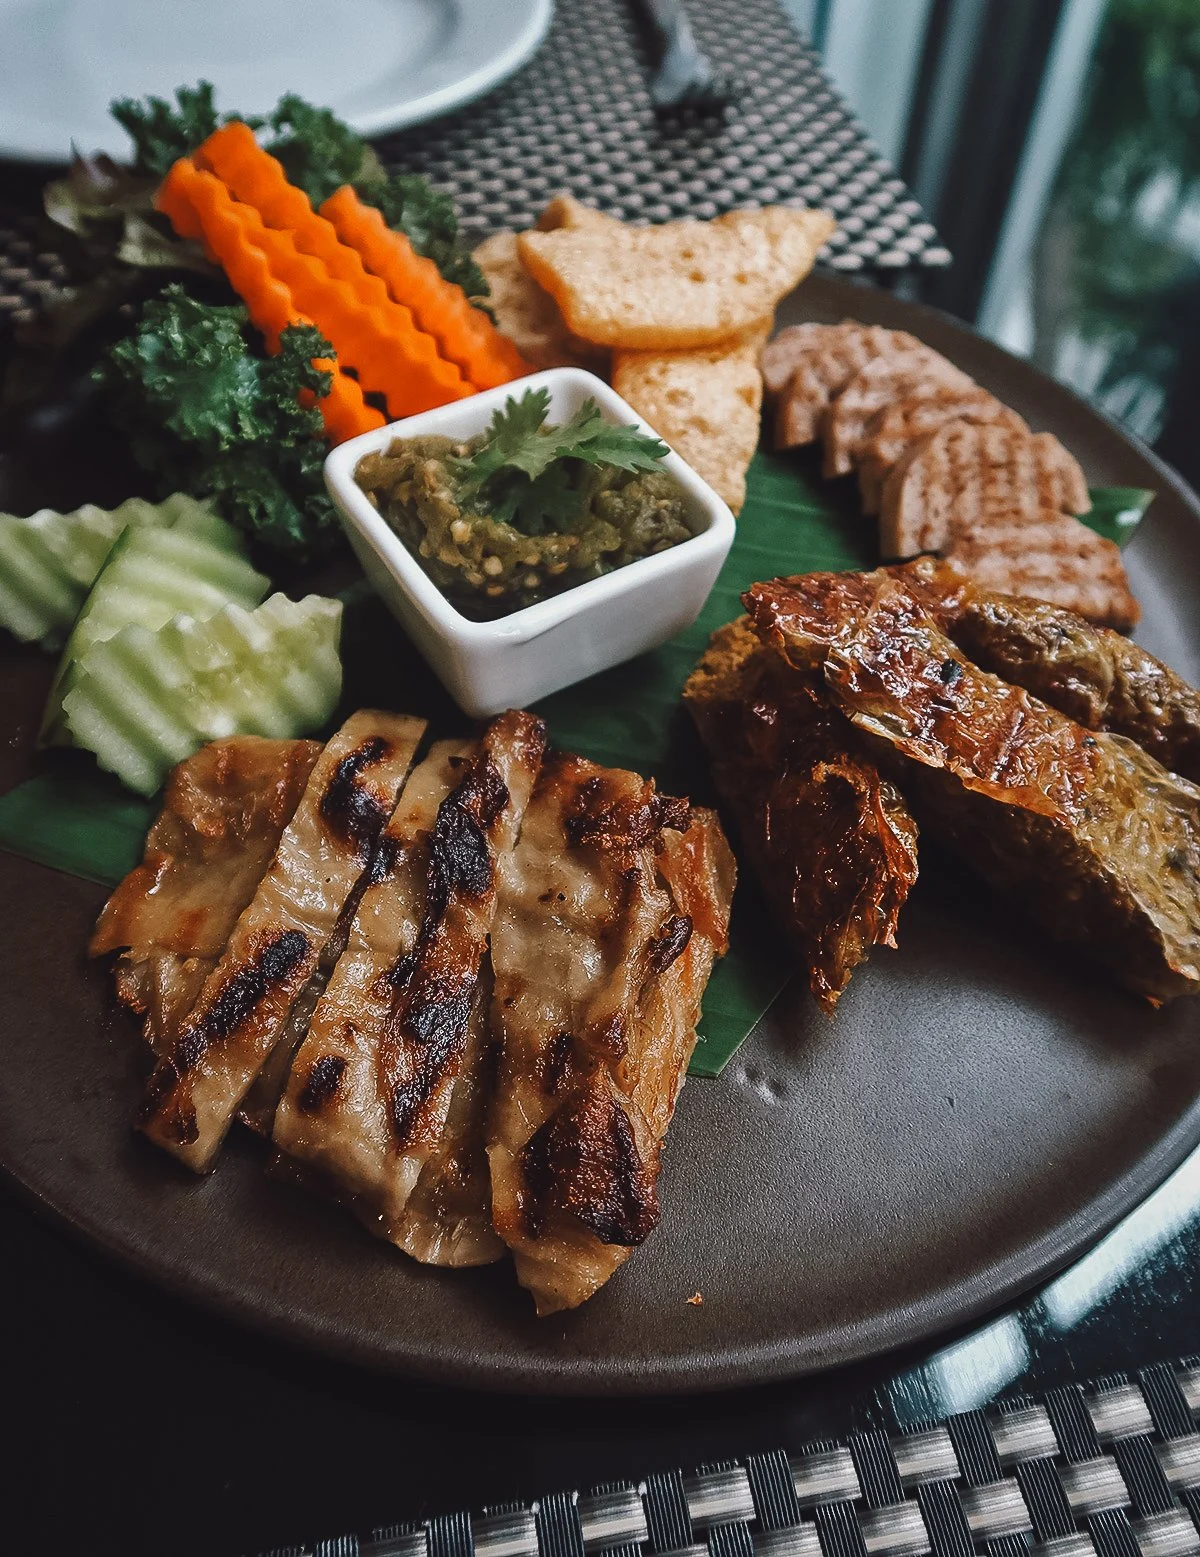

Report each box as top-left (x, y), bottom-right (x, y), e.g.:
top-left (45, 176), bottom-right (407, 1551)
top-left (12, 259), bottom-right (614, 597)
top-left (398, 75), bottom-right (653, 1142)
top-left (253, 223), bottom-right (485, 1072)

top-left (2, 275), bottom-right (1200, 1395)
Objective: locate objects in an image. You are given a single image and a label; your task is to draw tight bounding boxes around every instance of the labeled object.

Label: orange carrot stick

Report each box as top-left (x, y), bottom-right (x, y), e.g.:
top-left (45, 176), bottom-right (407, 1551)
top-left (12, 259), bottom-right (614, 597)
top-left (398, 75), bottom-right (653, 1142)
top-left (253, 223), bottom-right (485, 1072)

top-left (196, 125), bottom-right (528, 390)
top-left (155, 162), bottom-right (383, 443)
top-left (159, 159), bottom-right (471, 420)
top-left (320, 185), bottom-right (531, 389)
top-left (195, 124), bottom-right (487, 397)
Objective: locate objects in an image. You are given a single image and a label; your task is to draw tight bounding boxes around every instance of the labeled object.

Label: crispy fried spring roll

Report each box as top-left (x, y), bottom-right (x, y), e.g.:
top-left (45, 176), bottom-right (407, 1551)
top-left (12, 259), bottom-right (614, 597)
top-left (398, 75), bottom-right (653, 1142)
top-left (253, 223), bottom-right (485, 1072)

top-left (746, 569), bottom-right (1200, 1004)
top-left (897, 556), bottom-right (1200, 784)
top-left (684, 617), bottom-right (918, 1012)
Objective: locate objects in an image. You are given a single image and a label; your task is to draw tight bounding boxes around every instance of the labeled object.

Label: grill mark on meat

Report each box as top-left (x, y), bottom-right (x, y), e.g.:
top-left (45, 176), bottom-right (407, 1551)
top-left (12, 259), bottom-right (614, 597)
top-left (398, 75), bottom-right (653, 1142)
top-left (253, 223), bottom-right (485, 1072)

top-left (381, 744), bottom-right (525, 1151)
top-left (538, 1030), bottom-right (574, 1095)
top-left (388, 977), bottom-right (476, 1142)
top-left (648, 913), bottom-right (693, 974)
top-left (136, 927), bottom-right (310, 1125)
top-left (319, 737), bottom-right (393, 857)
top-left (178, 929), bottom-right (310, 1068)
top-left (520, 1090), bottom-right (659, 1246)
top-left (424, 754), bottom-right (509, 921)
top-left (298, 1054), bottom-right (347, 1113)
top-left (362, 831), bottom-right (402, 888)
top-left (564, 775), bottom-right (690, 851)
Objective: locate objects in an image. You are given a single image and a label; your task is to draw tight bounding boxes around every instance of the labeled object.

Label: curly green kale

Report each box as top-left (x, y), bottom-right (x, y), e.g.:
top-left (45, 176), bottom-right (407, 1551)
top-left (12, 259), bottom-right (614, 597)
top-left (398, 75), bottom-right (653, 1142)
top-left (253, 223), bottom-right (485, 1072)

top-left (97, 286), bottom-right (340, 559)
top-left (110, 81), bottom-right (256, 180)
top-left (268, 93), bottom-right (382, 207)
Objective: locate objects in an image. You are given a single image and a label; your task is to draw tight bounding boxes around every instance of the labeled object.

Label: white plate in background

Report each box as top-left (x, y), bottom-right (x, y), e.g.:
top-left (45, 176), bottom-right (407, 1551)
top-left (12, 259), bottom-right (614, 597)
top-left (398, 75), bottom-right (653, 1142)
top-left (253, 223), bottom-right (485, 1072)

top-left (0, 0), bottom-right (552, 162)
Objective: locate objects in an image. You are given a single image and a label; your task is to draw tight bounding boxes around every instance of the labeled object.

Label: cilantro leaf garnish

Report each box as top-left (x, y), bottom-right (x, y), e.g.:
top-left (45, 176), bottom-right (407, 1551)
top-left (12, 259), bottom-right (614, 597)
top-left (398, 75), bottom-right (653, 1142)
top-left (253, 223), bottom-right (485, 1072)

top-left (457, 390), bottom-right (671, 534)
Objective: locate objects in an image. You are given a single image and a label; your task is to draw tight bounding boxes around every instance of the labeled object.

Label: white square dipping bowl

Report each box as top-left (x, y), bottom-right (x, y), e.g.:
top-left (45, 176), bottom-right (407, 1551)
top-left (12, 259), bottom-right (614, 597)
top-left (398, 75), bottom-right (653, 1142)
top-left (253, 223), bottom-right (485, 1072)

top-left (323, 368), bottom-right (737, 718)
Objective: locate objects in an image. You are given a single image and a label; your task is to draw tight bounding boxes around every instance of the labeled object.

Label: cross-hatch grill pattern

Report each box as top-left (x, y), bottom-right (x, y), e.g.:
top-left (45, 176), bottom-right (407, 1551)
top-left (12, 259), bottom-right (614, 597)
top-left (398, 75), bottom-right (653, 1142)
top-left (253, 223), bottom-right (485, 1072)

top-left (254, 1360), bottom-right (1200, 1557)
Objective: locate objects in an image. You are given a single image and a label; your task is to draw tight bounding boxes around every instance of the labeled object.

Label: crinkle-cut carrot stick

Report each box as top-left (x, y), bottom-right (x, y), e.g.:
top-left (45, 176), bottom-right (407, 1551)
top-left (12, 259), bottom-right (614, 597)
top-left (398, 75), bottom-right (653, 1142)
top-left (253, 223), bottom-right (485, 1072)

top-left (195, 124), bottom-right (494, 397)
top-left (157, 161), bottom-right (469, 421)
top-left (197, 123), bottom-right (368, 292)
top-left (155, 162), bottom-right (382, 443)
top-left (196, 125), bottom-right (528, 390)
top-left (157, 162), bottom-right (215, 254)
top-left (307, 356), bottom-right (385, 442)
top-left (321, 185), bottom-right (531, 389)
top-left (194, 122), bottom-right (315, 234)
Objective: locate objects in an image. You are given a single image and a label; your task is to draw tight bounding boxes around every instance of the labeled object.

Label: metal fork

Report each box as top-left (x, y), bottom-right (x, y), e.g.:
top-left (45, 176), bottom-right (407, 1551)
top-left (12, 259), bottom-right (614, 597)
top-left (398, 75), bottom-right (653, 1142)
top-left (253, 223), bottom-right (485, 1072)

top-left (636, 0), bottom-right (735, 113)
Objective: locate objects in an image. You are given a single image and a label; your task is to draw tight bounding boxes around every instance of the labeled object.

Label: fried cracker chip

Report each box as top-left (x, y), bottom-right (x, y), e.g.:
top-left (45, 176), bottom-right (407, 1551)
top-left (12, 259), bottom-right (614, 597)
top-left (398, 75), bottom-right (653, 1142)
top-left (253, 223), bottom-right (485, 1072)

top-left (472, 230), bottom-right (608, 373)
top-left (536, 194), bottom-right (620, 232)
top-left (519, 206), bottom-right (835, 350)
top-left (613, 332), bottom-right (765, 514)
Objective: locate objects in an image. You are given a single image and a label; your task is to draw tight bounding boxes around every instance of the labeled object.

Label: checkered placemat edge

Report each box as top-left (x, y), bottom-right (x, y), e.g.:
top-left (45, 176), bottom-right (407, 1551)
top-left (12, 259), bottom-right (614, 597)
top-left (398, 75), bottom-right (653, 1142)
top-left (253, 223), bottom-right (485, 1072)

top-left (252, 1357), bottom-right (1200, 1557)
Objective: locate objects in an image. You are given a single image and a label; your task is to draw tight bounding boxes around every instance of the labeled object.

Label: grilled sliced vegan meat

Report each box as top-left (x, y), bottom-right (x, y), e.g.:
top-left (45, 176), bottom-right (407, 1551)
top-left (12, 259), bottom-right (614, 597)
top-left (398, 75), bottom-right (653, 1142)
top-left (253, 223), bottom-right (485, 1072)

top-left (894, 558), bottom-right (1200, 783)
top-left (879, 420), bottom-right (1091, 558)
top-left (941, 508), bottom-right (1139, 632)
top-left (91, 737), bottom-right (321, 1054)
top-left (487, 753), bottom-right (734, 1314)
top-left (746, 569), bottom-right (1200, 1004)
top-left (822, 348), bottom-right (972, 478)
top-left (273, 710), bottom-right (546, 1263)
top-left (854, 391), bottom-right (1026, 515)
top-left (684, 617), bottom-right (918, 1012)
top-left (138, 711), bottom-right (426, 1170)
top-left (762, 321), bottom-right (922, 447)
top-left (393, 964), bottom-right (501, 1267)
top-left (273, 741), bottom-right (470, 1222)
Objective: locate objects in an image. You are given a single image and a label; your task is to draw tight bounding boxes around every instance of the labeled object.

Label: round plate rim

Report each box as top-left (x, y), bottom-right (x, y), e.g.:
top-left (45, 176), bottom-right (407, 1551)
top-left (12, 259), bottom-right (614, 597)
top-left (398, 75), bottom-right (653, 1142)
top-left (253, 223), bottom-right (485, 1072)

top-left (0, 0), bottom-right (554, 163)
top-left (2, 274), bottom-right (1200, 1395)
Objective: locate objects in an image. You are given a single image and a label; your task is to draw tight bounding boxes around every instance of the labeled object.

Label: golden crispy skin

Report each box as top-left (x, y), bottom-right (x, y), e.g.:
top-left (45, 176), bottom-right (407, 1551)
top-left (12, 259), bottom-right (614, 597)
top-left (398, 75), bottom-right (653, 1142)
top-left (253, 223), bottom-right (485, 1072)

top-left (486, 753), bottom-right (734, 1314)
top-left (893, 557), bottom-right (1200, 783)
top-left (746, 569), bottom-right (1200, 1003)
top-left (91, 738), bottom-right (322, 1053)
top-left (272, 711), bottom-right (546, 1266)
top-left (685, 618), bottom-right (918, 1011)
top-left (138, 712), bottom-right (426, 1171)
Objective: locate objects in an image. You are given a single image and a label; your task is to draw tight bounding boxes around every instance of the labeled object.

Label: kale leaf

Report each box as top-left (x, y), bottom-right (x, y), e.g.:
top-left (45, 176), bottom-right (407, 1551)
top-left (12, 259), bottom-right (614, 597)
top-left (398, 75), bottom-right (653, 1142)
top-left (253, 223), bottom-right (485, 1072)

top-left (268, 94), bottom-right (383, 207)
top-left (110, 82), bottom-right (256, 180)
top-left (97, 286), bottom-right (340, 559)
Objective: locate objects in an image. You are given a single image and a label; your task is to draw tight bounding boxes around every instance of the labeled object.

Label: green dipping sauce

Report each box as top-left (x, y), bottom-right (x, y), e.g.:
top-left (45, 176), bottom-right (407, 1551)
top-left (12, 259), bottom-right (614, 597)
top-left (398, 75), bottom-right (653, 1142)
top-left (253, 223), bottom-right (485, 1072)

top-left (354, 432), bottom-right (694, 617)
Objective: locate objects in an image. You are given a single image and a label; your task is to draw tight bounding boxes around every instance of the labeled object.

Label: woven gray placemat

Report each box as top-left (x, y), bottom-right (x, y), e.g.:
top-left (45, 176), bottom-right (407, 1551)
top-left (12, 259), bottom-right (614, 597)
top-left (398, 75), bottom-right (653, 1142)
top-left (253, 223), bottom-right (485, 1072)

top-left (376, 0), bottom-right (950, 269)
top-left (252, 1356), bottom-right (1200, 1557)
top-left (0, 0), bottom-right (947, 324)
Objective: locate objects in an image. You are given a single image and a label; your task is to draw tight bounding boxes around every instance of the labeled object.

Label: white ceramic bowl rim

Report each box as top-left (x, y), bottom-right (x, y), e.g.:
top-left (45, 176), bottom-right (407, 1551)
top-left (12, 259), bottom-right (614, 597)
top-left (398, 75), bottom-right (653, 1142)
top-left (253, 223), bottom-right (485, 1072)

top-left (323, 369), bottom-right (736, 646)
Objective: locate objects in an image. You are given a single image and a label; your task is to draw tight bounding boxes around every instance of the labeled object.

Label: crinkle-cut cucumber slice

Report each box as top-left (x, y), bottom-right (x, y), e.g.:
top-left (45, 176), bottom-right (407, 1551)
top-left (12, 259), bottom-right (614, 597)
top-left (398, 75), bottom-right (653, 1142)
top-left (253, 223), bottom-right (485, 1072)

top-left (41, 514), bottom-right (270, 745)
top-left (62, 593), bottom-right (343, 795)
top-left (0, 494), bottom-right (216, 647)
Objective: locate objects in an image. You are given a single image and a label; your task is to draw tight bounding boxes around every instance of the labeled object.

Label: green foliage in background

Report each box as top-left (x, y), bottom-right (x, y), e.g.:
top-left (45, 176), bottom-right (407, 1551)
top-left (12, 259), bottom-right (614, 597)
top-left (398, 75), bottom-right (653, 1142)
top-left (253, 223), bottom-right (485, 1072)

top-left (1035, 0), bottom-right (1200, 431)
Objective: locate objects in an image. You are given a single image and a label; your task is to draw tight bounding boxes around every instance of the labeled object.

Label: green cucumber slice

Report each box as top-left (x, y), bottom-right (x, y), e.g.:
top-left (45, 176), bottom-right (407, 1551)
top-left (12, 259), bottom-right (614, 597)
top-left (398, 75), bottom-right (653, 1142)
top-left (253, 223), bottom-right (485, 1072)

top-left (0, 494), bottom-right (217, 648)
top-left (62, 592), bottom-right (343, 795)
top-left (41, 514), bottom-right (270, 745)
